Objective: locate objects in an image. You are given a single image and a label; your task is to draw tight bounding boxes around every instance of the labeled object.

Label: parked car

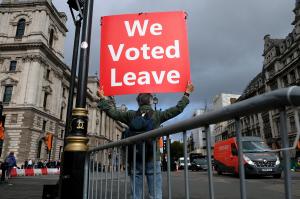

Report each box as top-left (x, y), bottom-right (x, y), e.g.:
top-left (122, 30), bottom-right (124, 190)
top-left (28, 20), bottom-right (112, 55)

top-left (179, 157), bottom-right (191, 170)
top-left (190, 158), bottom-right (208, 171)
top-left (214, 136), bottom-right (282, 178)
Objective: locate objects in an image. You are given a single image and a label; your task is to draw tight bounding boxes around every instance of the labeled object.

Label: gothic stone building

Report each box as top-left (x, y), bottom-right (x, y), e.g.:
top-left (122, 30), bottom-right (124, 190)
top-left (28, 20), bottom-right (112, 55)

top-left (0, 0), bottom-right (123, 165)
top-left (223, 1), bottom-right (300, 156)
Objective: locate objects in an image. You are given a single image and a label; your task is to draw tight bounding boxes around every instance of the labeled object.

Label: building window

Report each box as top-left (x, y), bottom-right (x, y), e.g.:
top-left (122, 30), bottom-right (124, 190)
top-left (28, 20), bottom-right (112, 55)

top-left (62, 87), bottom-right (66, 98)
top-left (3, 86), bottom-right (13, 103)
top-left (37, 117), bottom-right (41, 127)
top-left (289, 116), bottom-right (296, 133)
top-left (16, 19), bottom-right (26, 38)
top-left (268, 66), bottom-right (275, 79)
top-left (10, 114), bottom-right (18, 124)
top-left (290, 71), bottom-right (296, 84)
top-left (46, 69), bottom-right (51, 80)
top-left (60, 106), bottom-right (64, 120)
top-left (37, 140), bottom-right (43, 159)
top-left (61, 130), bottom-right (64, 139)
top-left (282, 75), bottom-right (288, 87)
top-left (49, 121), bottom-right (53, 131)
top-left (9, 61), bottom-right (17, 71)
top-left (49, 29), bottom-right (54, 48)
top-left (42, 120), bottom-right (47, 132)
top-left (43, 93), bottom-right (48, 109)
top-left (269, 81), bottom-right (278, 91)
top-left (59, 146), bottom-right (63, 160)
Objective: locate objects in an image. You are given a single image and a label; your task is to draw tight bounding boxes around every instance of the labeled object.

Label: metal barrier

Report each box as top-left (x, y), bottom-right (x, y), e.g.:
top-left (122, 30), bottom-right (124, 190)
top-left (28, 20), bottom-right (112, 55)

top-left (83, 86), bottom-right (300, 199)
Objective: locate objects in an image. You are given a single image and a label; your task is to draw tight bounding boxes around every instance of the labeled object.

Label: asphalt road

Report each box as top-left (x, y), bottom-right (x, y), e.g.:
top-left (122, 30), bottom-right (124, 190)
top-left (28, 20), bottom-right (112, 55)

top-left (0, 171), bottom-right (300, 199)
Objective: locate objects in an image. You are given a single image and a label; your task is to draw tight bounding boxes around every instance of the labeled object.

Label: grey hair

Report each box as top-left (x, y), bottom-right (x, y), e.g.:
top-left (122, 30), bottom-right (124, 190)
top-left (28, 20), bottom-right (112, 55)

top-left (136, 93), bottom-right (153, 106)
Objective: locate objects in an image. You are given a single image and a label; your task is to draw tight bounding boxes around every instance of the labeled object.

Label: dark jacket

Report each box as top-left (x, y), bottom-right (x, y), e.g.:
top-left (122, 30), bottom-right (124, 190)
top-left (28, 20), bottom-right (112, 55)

top-left (98, 95), bottom-right (190, 160)
top-left (5, 154), bottom-right (16, 168)
top-left (98, 96), bottom-right (189, 127)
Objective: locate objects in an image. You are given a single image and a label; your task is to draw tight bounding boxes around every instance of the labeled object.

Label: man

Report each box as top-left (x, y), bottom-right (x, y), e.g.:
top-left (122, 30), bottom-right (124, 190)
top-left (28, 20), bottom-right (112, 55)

top-left (0, 160), bottom-right (8, 182)
top-left (98, 82), bottom-right (194, 199)
top-left (4, 152), bottom-right (16, 179)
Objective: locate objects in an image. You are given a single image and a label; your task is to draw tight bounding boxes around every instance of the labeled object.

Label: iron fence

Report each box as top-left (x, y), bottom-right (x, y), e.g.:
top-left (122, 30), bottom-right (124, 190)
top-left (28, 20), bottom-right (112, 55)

top-left (83, 86), bottom-right (300, 199)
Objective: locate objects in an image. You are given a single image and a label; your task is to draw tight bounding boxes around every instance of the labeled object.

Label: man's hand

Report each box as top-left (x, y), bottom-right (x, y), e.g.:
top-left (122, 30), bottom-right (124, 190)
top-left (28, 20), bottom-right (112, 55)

top-left (97, 86), bottom-right (105, 99)
top-left (185, 81), bottom-right (194, 94)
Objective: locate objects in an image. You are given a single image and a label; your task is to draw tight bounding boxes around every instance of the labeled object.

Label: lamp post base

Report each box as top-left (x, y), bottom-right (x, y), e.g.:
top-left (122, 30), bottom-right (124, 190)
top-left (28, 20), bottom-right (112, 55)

top-left (59, 151), bottom-right (87, 199)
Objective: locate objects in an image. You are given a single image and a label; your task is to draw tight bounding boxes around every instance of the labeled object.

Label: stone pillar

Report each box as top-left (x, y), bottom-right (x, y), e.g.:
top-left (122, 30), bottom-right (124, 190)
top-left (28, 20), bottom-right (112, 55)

top-left (105, 115), bottom-right (109, 138)
top-left (101, 111), bottom-right (106, 136)
top-left (25, 61), bottom-right (40, 105)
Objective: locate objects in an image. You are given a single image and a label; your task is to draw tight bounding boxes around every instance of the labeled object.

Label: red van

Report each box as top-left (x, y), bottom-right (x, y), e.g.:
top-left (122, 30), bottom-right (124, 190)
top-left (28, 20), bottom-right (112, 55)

top-left (214, 136), bottom-right (282, 178)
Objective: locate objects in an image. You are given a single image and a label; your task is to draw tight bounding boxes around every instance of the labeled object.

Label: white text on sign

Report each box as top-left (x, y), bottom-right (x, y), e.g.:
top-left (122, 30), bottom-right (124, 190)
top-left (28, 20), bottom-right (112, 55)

top-left (108, 19), bottom-right (181, 87)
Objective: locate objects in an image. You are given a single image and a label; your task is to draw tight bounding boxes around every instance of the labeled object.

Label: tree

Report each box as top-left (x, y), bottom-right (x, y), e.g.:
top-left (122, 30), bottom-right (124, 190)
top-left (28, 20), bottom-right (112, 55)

top-left (170, 141), bottom-right (183, 161)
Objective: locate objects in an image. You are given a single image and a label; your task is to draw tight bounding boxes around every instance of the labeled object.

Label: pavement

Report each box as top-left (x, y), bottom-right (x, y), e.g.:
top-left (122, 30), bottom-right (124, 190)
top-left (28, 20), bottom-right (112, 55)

top-left (0, 171), bottom-right (300, 199)
top-left (0, 175), bottom-right (58, 199)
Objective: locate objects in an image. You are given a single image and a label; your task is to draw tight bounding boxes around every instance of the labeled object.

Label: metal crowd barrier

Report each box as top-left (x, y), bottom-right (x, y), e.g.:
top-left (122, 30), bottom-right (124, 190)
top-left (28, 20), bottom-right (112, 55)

top-left (83, 86), bottom-right (300, 199)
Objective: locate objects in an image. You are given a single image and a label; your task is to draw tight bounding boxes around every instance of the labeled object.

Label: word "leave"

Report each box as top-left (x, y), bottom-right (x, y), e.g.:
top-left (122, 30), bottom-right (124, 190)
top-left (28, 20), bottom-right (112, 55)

top-left (111, 68), bottom-right (180, 86)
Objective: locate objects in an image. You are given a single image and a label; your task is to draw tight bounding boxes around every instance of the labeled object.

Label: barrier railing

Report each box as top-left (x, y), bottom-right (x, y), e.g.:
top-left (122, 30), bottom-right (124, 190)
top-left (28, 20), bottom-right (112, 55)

top-left (83, 86), bottom-right (300, 199)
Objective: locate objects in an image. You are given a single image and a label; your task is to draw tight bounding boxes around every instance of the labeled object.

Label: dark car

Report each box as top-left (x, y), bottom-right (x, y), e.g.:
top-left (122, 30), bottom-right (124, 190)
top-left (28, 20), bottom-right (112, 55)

top-left (190, 159), bottom-right (208, 171)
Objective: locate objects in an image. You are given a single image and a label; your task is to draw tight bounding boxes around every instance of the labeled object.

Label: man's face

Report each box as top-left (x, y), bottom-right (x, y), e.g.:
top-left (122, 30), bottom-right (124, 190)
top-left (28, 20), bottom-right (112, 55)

top-left (149, 97), bottom-right (154, 105)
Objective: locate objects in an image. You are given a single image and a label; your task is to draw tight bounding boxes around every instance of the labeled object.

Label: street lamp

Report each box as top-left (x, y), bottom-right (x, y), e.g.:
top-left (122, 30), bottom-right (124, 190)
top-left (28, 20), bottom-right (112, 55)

top-left (121, 104), bottom-right (127, 112)
top-left (67, 0), bottom-right (84, 11)
top-left (153, 95), bottom-right (158, 111)
top-left (64, 0), bottom-right (83, 140)
top-left (59, 0), bottom-right (94, 198)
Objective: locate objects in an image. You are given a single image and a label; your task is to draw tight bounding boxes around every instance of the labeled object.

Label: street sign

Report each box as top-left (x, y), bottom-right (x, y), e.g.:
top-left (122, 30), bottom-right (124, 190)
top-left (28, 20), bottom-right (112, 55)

top-left (100, 11), bottom-right (191, 96)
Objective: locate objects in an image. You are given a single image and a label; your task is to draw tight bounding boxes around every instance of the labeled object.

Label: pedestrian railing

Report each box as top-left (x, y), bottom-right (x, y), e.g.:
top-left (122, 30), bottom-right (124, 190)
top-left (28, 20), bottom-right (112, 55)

top-left (83, 86), bottom-right (300, 199)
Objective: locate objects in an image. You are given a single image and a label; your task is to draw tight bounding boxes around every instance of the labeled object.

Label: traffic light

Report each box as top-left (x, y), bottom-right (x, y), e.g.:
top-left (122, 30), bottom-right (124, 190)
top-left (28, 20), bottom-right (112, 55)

top-left (163, 138), bottom-right (167, 153)
top-left (44, 133), bottom-right (53, 151)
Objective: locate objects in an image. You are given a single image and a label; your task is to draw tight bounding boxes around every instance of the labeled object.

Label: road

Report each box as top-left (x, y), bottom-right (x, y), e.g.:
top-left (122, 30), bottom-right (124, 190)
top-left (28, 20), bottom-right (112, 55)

top-left (0, 171), bottom-right (300, 199)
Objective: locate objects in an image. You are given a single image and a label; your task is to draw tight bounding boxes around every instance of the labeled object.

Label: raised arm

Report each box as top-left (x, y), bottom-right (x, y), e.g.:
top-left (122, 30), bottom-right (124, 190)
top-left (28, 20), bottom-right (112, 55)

top-left (97, 88), bottom-right (133, 124)
top-left (159, 82), bottom-right (194, 123)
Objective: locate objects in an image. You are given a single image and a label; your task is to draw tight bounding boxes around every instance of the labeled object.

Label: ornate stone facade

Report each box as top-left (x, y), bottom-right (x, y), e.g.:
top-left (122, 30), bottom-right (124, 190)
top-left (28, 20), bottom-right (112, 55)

top-left (219, 1), bottom-right (300, 156)
top-left (0, 0), bottom-right (124, 165)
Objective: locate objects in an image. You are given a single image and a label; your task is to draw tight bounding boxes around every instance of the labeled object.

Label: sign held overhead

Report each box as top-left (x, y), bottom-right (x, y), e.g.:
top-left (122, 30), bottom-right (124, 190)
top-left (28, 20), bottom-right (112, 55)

top-left (100, 11), bottom-right (191, 96)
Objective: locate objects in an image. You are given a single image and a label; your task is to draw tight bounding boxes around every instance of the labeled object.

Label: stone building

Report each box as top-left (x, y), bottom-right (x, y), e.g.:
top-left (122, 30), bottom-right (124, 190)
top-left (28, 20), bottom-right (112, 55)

top-left (0, 0), bottom-right (124, 165)
top-left (212, 93), bottom-right (240, 142)
top-left (188, 109), bottom-right (215, 155)
top-left (217, 0), bottom-right (300, 156)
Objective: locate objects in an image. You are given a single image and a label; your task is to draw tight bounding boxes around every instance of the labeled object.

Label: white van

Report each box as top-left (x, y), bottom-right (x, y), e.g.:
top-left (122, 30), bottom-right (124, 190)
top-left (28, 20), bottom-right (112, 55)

top-left (179, 157), bottom-right (191, 169)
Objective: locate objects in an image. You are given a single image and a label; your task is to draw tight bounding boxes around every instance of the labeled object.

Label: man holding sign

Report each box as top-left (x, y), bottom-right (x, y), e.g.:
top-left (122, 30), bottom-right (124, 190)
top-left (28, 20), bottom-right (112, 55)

top-left (99, 11), bottom-right (193, 199)
top-left (98, 82), bottom-right (194, 199)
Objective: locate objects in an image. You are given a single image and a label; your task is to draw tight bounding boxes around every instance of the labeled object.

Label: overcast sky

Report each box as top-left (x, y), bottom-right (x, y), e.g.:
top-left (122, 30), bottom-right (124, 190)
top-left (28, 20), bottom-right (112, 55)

top-left (53, 0), bottom-right (295, 128)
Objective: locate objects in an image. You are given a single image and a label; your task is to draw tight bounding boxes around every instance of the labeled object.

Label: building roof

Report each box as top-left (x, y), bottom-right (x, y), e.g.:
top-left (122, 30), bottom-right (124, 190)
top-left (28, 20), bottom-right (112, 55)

top-left (238, 72), bottom-right (264, 101)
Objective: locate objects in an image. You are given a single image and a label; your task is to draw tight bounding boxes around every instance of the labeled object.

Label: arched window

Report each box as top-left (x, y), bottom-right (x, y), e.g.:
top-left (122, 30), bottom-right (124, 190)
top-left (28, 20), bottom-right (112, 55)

top-left (49, 29), bottom-right (54, 48)
top-left (16, 19), bottom-right (26, 38)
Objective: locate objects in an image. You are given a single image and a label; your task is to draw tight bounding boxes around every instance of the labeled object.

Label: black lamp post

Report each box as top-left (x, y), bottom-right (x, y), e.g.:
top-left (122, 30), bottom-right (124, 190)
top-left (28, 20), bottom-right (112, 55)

top-left (153, 95), bottom-right (158, 111)
top-left (59, 0), bottom-right (94, 198)
top-left (64, 1), bottom-right (83, 140)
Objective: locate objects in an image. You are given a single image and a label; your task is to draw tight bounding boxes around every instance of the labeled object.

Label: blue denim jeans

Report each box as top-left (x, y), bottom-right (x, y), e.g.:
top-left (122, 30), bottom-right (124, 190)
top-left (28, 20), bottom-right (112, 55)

top-left (130, 161), bottom-right (162, 199)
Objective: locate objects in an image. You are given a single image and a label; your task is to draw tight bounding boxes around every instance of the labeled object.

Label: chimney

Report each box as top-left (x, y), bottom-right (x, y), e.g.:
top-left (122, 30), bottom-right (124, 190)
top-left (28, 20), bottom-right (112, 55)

top-left (297, 0), bottom-right (300, 7)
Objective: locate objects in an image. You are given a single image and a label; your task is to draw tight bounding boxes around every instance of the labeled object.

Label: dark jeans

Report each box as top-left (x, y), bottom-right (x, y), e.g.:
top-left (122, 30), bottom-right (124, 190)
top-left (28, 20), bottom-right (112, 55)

top-left (130, 161), bottom-right (162, 199)
top-left (1, 167), bottom-right (6, 181)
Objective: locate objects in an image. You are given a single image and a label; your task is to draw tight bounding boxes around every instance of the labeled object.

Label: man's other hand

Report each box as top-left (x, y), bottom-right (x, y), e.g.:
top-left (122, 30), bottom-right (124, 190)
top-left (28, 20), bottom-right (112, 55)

top-left (185, 82), bottom-right (194, 94)
top-left (97, 87), bottom-right (105, 99)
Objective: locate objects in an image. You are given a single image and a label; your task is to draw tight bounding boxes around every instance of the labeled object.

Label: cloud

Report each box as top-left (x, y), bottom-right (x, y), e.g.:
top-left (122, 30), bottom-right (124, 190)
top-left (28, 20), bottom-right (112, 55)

top-left (53, 0), bottom-right (294, 125)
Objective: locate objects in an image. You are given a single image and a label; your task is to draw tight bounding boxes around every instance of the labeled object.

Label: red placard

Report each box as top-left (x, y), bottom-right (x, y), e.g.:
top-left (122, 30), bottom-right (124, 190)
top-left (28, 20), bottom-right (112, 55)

top-left (100, 11), bottom-right (191, 96)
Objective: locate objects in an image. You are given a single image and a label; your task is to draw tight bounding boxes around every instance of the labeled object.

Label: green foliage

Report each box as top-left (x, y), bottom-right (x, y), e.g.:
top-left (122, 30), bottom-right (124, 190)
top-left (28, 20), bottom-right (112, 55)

top-left (170, 141), bottom-right (183, 161)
